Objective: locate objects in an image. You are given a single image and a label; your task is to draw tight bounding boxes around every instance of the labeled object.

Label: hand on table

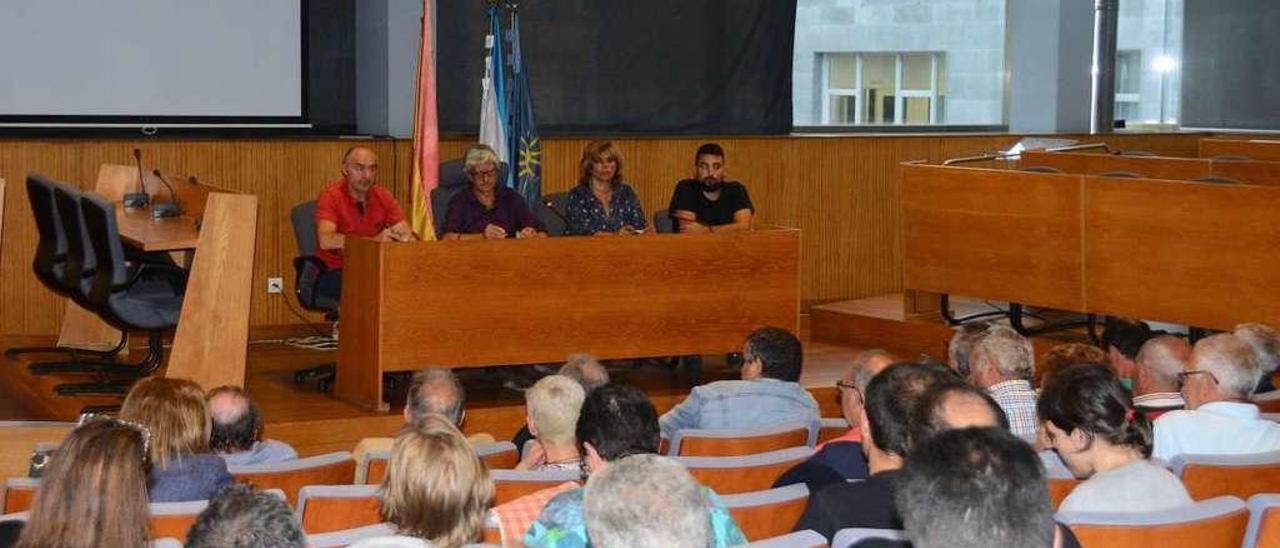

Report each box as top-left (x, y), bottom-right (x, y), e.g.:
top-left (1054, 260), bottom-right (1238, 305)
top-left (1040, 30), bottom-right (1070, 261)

top-left (483, 224), bottom-right (509, 240)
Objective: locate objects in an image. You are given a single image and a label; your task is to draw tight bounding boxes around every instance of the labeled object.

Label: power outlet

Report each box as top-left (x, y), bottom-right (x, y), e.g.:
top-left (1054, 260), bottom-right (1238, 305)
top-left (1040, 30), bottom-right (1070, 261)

top-left (266, 277), bottom-right (284, 294)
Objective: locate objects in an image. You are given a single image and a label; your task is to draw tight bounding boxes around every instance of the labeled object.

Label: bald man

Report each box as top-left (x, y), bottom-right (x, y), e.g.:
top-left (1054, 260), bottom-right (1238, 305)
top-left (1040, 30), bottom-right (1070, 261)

top-left (1133, 335), bottom-right (1191, 419)
top-left (313, 146), bottom-right (414, 305)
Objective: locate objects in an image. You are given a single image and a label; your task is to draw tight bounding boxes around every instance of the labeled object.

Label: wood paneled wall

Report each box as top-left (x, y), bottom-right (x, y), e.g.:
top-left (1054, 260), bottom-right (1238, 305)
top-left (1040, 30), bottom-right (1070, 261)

top-left (0, 133), bottom-right (1200, 335)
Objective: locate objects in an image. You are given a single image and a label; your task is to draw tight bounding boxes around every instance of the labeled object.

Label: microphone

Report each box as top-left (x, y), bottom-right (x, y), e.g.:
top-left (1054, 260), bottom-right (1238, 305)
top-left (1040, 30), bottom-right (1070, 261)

top-left (122, 148), bottom-right (151, 208)
top-left (150, 170), bottom-right (182, 218)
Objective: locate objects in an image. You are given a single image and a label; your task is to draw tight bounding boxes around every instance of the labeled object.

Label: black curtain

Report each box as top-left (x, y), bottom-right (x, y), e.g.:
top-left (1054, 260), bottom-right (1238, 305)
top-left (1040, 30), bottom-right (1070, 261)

top-left (437, 0), bottom-right (797, 135)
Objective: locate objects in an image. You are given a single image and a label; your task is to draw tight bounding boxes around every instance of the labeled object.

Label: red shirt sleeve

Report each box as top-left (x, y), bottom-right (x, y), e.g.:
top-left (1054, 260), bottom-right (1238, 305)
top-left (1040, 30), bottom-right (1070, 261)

top-left (315, 184), bottom-right (341, 224)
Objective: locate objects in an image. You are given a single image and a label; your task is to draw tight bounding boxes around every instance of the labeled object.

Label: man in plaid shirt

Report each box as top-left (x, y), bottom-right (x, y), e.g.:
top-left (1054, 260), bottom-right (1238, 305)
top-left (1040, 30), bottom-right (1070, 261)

top-left (967, 325), bottom-right (1039, 442)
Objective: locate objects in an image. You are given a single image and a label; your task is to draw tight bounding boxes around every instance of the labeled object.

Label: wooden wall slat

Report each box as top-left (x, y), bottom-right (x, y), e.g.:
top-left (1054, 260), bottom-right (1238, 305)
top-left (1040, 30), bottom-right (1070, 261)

top-left (0, 133), bottom-right (1200, 335)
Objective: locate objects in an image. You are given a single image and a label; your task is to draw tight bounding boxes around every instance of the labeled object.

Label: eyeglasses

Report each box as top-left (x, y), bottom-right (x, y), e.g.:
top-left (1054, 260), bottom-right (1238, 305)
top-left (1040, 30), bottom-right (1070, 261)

top-left (1176, 370), bottom-right (1220, 387)
top-left (472, 168), bottom-right (499, 181)
top-left (77, 413), bottom-right (152, 461)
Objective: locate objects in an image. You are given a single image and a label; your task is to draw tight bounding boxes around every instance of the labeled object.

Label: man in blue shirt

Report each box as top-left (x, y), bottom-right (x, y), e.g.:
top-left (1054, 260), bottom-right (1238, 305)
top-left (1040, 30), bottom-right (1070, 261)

top-left (659, 327), bottom-right (820, 440)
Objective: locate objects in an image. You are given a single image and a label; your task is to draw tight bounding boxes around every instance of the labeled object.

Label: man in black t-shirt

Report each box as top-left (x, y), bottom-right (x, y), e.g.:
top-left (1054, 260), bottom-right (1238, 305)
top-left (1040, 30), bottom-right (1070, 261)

top-left (667, 143), bottom-right (754, 232)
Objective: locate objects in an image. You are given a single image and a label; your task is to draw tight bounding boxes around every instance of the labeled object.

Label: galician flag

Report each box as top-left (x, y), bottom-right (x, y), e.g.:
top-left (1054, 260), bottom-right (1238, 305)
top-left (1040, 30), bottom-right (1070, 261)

top-left (408, 0), bottom-right (440, 240)
top-left (479, 4), bottom-right (508, 163)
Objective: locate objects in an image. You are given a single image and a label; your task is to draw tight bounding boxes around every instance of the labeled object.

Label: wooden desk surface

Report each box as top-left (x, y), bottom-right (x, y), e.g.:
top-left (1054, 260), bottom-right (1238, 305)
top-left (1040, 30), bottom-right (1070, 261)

top-left (1020, 150), bottom-right (1280, 186)
top-left (1200, 138), bottom-right (1280, 161)
top-left (116, 205), bottom-right (200, 251)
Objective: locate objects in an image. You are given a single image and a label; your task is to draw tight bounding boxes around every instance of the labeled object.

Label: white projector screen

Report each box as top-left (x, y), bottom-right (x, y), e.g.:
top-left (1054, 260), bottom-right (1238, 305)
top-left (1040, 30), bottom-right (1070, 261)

top-left (0, 0), bottom-right (304, 125)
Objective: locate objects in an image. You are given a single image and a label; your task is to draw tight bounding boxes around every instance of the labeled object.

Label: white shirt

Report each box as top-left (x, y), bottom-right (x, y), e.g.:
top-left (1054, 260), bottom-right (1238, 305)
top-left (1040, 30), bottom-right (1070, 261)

top-left (1152, 401), bottom-right (1280, 461)
top-left (1058, 459), bottom-right (1192, 513)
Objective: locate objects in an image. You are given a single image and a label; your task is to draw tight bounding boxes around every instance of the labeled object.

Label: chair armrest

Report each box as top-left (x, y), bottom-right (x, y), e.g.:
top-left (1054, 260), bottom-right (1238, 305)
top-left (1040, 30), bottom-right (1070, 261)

top-left (116, 262), bottom-right (189, 293)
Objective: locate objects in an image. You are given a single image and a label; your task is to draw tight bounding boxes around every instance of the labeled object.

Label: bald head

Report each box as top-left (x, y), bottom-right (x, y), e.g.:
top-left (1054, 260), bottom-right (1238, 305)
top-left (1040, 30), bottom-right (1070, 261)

top-left (840, 349), bottom-right (895, 424)
top-left (1187, 334), bottom-right (1261, 406)
top-left (1135, 335), bottom-right (1190, 392)
top-left (341, 146), bottom-right (379, 195)
top-left (559, 354), bottom-right (610, 393)
top-left (909, 383), bottom-right (1008, 449)
top-left (206, 386), bottom-right (261, 454)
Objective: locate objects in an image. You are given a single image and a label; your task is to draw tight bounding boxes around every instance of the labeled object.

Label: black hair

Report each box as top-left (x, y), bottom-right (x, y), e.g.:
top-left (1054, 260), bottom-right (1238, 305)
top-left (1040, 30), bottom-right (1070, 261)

top-left (186, 484), bottom-right (306, 548)
top-left (575, 383), bottom-right (660, 461)
top-left (695, 143), bottom-right (725, 160)
top-left (896, 427), bottom-right (1053, 548)
top-left (1100, 317), bottom-right (1155, 359)
top-left (208, 387), bottom-right (262, 454)
top-left (908, 381), bottom-right (1010, 449)
top-left (1037, 363), bottom-right (1153, 458)
top-left (864, 360), bottom-right (959, 457)
top-left (745, 326), bottom-right (804, 382)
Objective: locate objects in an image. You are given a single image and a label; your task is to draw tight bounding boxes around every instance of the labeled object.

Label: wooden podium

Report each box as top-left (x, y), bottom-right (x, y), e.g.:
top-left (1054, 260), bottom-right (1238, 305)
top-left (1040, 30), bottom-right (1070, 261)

top-left (54, 164), bottom-right (258, 391)
top-left (335, 228), bottom-right (802, 411)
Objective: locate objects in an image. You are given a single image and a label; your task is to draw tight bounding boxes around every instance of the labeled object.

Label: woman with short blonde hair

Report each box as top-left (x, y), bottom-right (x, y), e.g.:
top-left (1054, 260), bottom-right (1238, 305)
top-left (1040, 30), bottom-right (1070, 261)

top-left (565, 140), bottom-right (648, 236)
top-left (378, 415), bottom-right (494, 548)
top-left (120, 377), bottom-right (232, 502)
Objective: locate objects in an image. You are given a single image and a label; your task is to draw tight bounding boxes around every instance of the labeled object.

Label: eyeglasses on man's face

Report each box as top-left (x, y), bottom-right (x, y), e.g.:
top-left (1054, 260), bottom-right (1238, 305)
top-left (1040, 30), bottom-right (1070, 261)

top-left (1176, 369), bottom-right (1219, 388)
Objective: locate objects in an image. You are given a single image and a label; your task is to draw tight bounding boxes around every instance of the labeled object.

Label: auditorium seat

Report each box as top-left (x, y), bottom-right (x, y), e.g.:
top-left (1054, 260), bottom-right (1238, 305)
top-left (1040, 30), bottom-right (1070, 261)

top-left (362, 440), bottom-right (519, 485)
top-left (744, 529), bottom-right (828, 548)
top-left (653, 208), bottom-right (676, 234)
top-left (816, 417), bottom-right (850, 445)
top-left (151, 538), bottom-right (183, 548)
top-left (1, 477), bottom-right (39, 514)
top-left (149, 499), bottom-right (207, 542)
top-left (678, 446), bottom-right (813, 495)
top-left (306, 522), bottom-right (396, 548)
top-left (295, 484), bottom-right (381, 534)
top-left (1056, 495), bottom-right (1249, 548)
top-left (1254, 390), bottom-right (1280, 413)
top-left (491, 468), bottom-right (580, 506)
top-left (1245, 494), bottom-right (1280, 548)
top-left (0, 420), bottom-right (73, 480)
top-left (482, 512), bottom-right (502, 545)
top-left (1042, 456), bottom-right (1081, 509)
top-left (229, 451), bottom-right (355, 506)
top-left (721, 483), bottom-right (810, 541)
top-left (1170, 450), bottom-right (1280, 501)
top-left (668, 421), bottom-right (815, 457)
top-left (831, 527), bottom-right (906, 547)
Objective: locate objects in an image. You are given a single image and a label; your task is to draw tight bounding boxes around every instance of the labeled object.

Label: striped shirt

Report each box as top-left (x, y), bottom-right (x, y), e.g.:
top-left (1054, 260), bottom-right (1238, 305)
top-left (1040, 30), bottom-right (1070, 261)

top-left (988, 379), bottom-right (1039, 442)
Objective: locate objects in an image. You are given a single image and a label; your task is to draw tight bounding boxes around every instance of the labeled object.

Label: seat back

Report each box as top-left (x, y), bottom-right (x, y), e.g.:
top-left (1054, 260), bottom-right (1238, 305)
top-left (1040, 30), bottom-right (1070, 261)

top-left (653, 208), bottom-right (676, 234)
top-left (2, 478), bottom-right (40, 514)
top-left (149, 499), bottom-right (208, 542)
top-left (670, 422), bottom-right (813, 457)
top-left (288, 200), bottom-right (336, 311)
top-left (721, 484), bottom-right (810, 541)
top-left (306, 522), bottom-right (396, 548)
top-left (291, 201), bottom-right (319, 256)
top-left (1171, 450), bottom-right (1280, 501)
top-left (678, 446), bottom-right (813, 495)
top-left (491, 469), bottom-right (580, 506)
top-left (1245, 494), bottom-right (1280, 548)
top-left (816, 417), bottom-right (850, 445)
top-left (831, 527), bottom-right (906, 547)
top-left (1042, 458), bottom-right (1081, 510)
top-left (536, 191), bottom-right (569, 237)
top-left (1057, 495), bottom-right (1249, 548)
top-left (296, 484), bottom-right (382, 534)
top-left (0, 421), bottom-right (74, 480)
top-left (51, 183), bottom-right (96, 304)
top-left (744, 529), bottom-right (828, 548)
top-left (24, 175), bottom-right (69, 291)
top-left (364, 442), bottom-right (518, 485)
top-left (229, 451), bottom-right (355, 506)
top-left (79, 192), bottom-right (131, 306)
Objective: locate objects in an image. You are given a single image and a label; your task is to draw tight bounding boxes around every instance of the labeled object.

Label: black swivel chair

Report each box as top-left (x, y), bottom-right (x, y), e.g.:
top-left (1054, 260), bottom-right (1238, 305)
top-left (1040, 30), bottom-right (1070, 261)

top-left (289, 201), bottom-right (340, 390)
top-left (653, 208), bottom-right (676, 234)
top-left (68, 193), bottom-right (188, 396)
top-left (537, 191), bottom-right (569, 236)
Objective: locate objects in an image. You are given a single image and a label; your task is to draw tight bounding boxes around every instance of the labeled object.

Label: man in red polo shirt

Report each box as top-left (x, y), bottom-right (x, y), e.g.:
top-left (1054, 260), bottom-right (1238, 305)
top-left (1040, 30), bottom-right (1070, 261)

top-left (313, 146), bottom-right (413, 304)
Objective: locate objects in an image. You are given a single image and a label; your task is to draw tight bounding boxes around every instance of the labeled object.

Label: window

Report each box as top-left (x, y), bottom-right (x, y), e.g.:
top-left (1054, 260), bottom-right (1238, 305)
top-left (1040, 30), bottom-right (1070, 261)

top-left (1115, 0), bottom-right (1182, 126)
top-left (1115, 49), bottom-right (1142, 123)
top-left (794, 0), bottom-right (1005, 128)
top-left (819, 52), bottom-right (945, 125)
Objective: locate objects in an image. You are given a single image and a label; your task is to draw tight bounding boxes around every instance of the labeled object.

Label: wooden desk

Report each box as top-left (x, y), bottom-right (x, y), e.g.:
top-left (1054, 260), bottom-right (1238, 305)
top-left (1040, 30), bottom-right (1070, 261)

top-left (55, 164), bottom-right (258, 391)
top-left (1200, 138), bottom-right (1280, 161)
top-left (1020, 150), bottom-right (1280, 186)
top-left (336, 229), bottom-right (802, 410)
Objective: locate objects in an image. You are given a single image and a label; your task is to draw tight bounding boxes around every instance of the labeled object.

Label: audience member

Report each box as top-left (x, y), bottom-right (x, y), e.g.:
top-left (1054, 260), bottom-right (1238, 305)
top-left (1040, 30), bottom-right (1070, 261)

top-left (966, 325), bottom-right (1039, 441)
top-left (3, 418), bottom-right (151, 548)
top-left (1153, 334), bottom-right (1280, 460)
top-left (894, 428), bottom-right (1078, 548)
top-left (907, 381), bottom-right (1009, 448)
top-left (793, 360), bottom-right (956, 540)
top-left (1035, 342), bottom-right (1107, 387)
top-left (186, 484), bottom-right (306, 548)
top-left (353, 368), bottom-right (494, 482)
top-left (1038, 364), bottom-right (1191, 513)
top-left (374, 415), bottom-right (494, 548)
top-left (206, 386), bottom-right (297, 466)
top-left (120, 377), bottom-right (232, 502)
top-left (1132, 335), bottom-right (1191, 419)
top-left (668, 143), bottom-right (753, 233)
top-left (516, 375), bottom-right (586, 471)
top-left (1100, 317), bottom-right (1154, 388)
top-left (1235, 322), bottom-right (1280, 394)
top-left (583, 454), bottom-right (714, 548)
top-left (660, 326), bottom-right (818, 439)
top-left (946, 321), bottom-right (991, 377)
top-left (513, 354), bottom-right (610, 457)
top-left (523, 384), bottom-right (746, 547)
top-left (774, 349), bottom-right (894, 491)
top-left (564, 141), bottom-right (648, 236)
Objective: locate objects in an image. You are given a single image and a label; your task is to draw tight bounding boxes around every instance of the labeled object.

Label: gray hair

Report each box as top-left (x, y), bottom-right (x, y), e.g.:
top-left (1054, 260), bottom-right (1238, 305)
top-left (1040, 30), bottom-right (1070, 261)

top-left (463, 144), bottom-right (500, 174)
top-left (559, 354), bottom-right (610, 392)
top-left (407, 368), bottom-right (465, 426)
top-left (186, 484), bottom-right (306, 548)
top-left (1136, 335), bottom-right (1189, 386)
top-left (583, 454), bottom-right (710, 548)
top-left (948, 322), bottom-right (992, 375)
top-left (850, 349), bottom-right (894, 392)
top-left (970, 325), bottom-right (1034, 379)
top-left (1234, 323), bottom-right (1280, 374)
top-left (1192, 334), bottom-right (1262, 399)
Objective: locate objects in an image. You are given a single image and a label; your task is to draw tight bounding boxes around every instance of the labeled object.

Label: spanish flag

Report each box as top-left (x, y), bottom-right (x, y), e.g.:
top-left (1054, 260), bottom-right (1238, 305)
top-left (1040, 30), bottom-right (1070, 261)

top-left (409, 0), bottom-right (440, 240)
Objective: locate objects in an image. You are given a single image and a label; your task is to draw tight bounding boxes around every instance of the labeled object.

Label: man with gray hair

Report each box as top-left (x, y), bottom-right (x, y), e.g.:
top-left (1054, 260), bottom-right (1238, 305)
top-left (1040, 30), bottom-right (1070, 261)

top-left (186, 484), bottom-right (307, 548)
top-left (1235, 322), bottom-right (1280, 394)
top-left (947, 321), bottom-right (991, 377)
top-left (966, 325), bottom-right (1038, 441)
top-left (352, 367), bottom-right (494, 481)
top-left (1133, 335), bottom-right (1191, 419)
top-left (1152, 334), bottom-right (1280, 461)
top-left (583, 454), bottom-right (714, 548)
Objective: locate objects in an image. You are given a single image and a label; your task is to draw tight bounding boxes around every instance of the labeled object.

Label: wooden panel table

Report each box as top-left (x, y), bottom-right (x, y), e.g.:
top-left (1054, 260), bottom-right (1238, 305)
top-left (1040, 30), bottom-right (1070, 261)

top-left (336, 228), bottom-right (802, 411)
top-left (1200, 138), bottom-right (1280, 161)
top-left (54, 164), bottom-right (258, 390)
top-left (1020, 150), bottom-right (1280, 186)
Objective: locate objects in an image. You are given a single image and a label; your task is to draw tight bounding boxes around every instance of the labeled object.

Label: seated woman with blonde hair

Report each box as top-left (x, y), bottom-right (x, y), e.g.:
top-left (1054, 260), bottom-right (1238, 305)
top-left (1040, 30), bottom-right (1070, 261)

top-left (354, 415), bottom-right (495, 548)
top-left (564, 141), bottom-right (648, 236)
top-left (1, 417), bottom-right (152, 548)
top-left (120, 377), bottom-right (232, 502)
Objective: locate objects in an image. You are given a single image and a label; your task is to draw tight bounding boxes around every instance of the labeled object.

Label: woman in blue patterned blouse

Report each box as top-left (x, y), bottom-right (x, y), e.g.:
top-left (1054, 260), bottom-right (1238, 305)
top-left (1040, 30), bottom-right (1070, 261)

top-left (564, 141), bottom-right (649, 236)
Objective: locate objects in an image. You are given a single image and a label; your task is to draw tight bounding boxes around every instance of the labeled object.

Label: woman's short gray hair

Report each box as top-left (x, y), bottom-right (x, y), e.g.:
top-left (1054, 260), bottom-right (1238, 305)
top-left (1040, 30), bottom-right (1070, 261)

top-left (464, 144), bottom-right (500, 174)
top-left (583, 454), bottom-right (710, 548)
